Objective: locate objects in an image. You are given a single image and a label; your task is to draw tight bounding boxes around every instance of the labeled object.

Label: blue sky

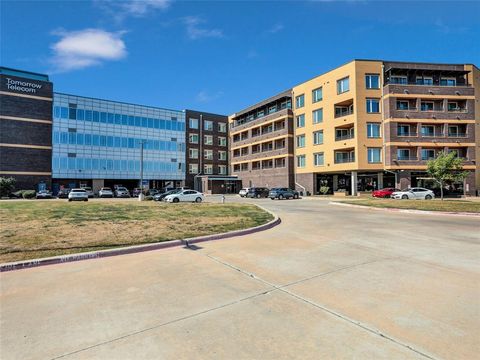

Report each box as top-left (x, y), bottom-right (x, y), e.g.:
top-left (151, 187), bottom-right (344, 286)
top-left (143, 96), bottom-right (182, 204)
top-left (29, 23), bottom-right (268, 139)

top-left (2, 0), bottom-right (479, 114)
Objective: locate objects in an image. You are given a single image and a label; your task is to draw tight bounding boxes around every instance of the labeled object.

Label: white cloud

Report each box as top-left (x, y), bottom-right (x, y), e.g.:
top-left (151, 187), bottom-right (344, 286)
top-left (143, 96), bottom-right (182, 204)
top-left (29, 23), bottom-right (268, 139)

top-left (94, 0), bottom-right (171, 22)
top-left (195, 90), bottom-right (224, 103)
top-left (50, 29), bottom-right (127, 72)
top-left (183, 16), bottom-right (224, 40)
top-left (266, 23), bottom-right (284, 34)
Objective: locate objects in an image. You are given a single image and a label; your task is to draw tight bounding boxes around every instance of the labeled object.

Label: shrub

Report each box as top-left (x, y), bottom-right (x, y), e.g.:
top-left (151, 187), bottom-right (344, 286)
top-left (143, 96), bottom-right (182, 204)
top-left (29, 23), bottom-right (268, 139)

top-left (0, 177), bottom-right (16, 197)
top-left (22, 190), bottom-right (37, 199)
top-left (319, 186), bottom-right (330, 195)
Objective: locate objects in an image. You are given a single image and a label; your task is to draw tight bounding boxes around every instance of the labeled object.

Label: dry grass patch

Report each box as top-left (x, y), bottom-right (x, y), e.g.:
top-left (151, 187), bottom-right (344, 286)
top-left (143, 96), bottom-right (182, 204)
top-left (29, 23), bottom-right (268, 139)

top-left (340, 198), bottom-right (480, 213)
top-left (0, 201), bottom-right (273, 263)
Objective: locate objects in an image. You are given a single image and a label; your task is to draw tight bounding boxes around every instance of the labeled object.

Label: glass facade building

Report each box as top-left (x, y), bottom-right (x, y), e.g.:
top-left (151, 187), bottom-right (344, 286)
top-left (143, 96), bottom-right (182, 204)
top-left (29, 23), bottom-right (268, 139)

top-left (52, 93), bottom-right (185, 189)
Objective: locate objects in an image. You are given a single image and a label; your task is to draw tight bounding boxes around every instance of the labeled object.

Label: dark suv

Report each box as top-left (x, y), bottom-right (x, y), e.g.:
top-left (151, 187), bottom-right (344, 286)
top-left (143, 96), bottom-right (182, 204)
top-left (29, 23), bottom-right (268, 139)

top-left (246, 187), bottom-right (270, 198)
top-left (269, 188), bottom-right (299, 200)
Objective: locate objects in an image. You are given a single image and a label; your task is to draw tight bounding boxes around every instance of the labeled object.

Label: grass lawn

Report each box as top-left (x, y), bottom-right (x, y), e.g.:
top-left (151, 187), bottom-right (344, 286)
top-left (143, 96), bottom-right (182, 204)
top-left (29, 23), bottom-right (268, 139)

top-left (341, 198), bottom-right (480, 213)
top-left (0, 200), bottom-right (273, 263)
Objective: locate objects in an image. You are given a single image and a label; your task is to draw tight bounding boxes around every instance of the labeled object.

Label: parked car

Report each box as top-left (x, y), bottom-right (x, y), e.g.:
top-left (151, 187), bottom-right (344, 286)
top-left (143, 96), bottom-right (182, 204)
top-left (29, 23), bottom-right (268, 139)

top-left (147, 189), bottom-right (160, 196)
top-left (57, 188), bottom-right (71, 198)
top-left (114, 186), bottom-right (130, 198)
top-left (239, 188), bottom-right (250, 197)
top-left (36, 190), bottom-right (53, 199)
top-left (246, 187), bottom-right (270, 198)
top-left (165, 190), bottom-right (204, 203)
top-left (153, 189), bottom-right (180, 201)
top-left (372, 187), bottom-right (400, 198)
top-left (391, 187), bottom-right (435, 200)
top-left (98, 187), bottom-right (114, 198)
top-left (68, 188), bottom-right (88, 202)
top-left (132, 188), bottom-right (146, 197)
top-left (82, 187), bottom-right (94, 198)
top-left (269, 188), bottom-right (299, 200)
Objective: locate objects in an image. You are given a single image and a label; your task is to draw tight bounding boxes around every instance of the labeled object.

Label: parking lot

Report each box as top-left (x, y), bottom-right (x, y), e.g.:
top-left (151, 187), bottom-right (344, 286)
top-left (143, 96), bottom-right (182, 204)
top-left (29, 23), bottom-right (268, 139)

top-left (1, 197), bottom-right (479, 359)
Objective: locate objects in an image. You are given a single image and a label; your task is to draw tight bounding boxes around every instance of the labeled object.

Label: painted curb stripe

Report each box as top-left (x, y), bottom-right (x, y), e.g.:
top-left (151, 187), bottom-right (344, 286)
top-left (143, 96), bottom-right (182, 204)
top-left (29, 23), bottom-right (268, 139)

top-left (0, 205), bottom-right (280, 272)
top-left (329, 201), bottom-right (480, 217)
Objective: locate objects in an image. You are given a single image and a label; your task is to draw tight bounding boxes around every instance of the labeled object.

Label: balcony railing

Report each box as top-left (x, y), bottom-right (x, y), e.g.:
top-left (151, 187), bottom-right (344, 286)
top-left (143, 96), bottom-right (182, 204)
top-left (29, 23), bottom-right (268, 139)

top-left (335, 109), bottom-right (354, 118)
top-left (447, 108), bottom-right (468, 113)
top-left (396, 107), bottom-right (417, 111)
top-left (386, 81), bottom-right (471, 87)
top-left (420, 132), bottom-right (444, 137)
top-left (334, 155), bottom-right (355, 164)
top-left (397, 156), bottom-right (418, 161)
top-left (335, 134), bottom-right (355, 141)
top-left (397, 132), bottom-right (417, 137)
top-left (448, 132), bottom-right (467, 138)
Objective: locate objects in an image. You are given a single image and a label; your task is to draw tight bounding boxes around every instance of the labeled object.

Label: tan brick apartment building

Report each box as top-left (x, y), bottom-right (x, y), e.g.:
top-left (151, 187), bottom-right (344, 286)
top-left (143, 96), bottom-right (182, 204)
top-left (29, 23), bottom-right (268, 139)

top-left (229, 60), bottom-right (479, 196)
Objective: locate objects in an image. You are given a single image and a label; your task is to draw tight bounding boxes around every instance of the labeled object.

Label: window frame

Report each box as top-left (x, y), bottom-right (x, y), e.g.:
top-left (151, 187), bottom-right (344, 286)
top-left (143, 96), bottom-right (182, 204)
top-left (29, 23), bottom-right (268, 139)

top-left (337, 77), bottom-right (350, 94)
top-left (312, 87), bottom-right (323, 103)
top-left (365, 74), bottom-right (380, 89)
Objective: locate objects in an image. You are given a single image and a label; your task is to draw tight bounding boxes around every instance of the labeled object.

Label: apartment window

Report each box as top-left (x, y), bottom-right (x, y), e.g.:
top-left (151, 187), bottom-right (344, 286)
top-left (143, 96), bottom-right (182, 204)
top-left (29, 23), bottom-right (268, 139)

top-left (268, 105), bottom-right (277, 114)
top-left (189, 148), bottom-right (199, 159)
top-left (204, 120), bottom-right (213, 131)
top-left (218, 165), bottom-right (227, 175)
top-left (296, 114), bottom-right (305, 128)
top-left (189, 118), bottom-right (199, 129)
top-left (313, 108), bottom-right (323, 124)
top-left (296, 94), bottom-right (305, 108)
top-left (335, 151), bottom-right (355, 163)
top-left (204, 164), bottom-right (213, 174)
top-left (314, 152), bottom-right (324, 166)
top-left (367, 148), bottom-right (382, 163)
top-left (189, 133), bottom-right (199, 144)
top-left (188, 163), bottom-right (199, 174)
top-left (296, 134), bottom-right (306, 148)
top-left (204, 149), bottom-right (213, 160)
top-left (337, 77), bottom-right (350, 94)
top-left (218, 136), bottom-right (227, 146)
top-left (313, 130), bottom-right (324, 145)
top-left (365, 74), bottom-right (380, 89)
top-left (297, 155), bottom-right (306, 168)
top-left (397, 124), bottom-right (412, 136)
top-left (420, 101), bottom-right (434, 111)
top-left (257, 109), bottom-right (265, 118)
top-left (218, 122), bottom-right (227, 133)
top-left (218, 150), bottom-right (227, 161)
top-left (396, 100), bottom-right (410, 110)
top-left (366, 99), bottom-right (380, 113)
top-left (312, 87), bottom-right (323, 102)
top-left (397, 149), bottom-right (411, 160)
top-left (440, 78), bottom-right (456, 86)
top-left (391, 76), bottom-right (407, 84)
top-left (416, 77), bottom-right (433, 85)
top-left (367, 123), bottom-right (381, 138)
top-left (204, 135), bottom-right (213, 145)
top-left (421, 149), bottom-right (436, 161)
top-left (421, 125), bottom-right (435, 137)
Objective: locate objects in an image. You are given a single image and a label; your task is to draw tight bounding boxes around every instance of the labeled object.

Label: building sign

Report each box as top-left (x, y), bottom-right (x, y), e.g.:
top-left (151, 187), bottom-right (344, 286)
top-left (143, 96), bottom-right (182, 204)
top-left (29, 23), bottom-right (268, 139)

top-left (5, 77), bottom-right (43, 94)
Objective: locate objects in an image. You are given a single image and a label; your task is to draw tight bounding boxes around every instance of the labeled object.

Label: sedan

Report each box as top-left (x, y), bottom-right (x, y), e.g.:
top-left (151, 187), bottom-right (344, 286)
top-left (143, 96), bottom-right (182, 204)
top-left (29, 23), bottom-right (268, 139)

top-left (269, 188), bottom-right (299, 200)
top-left (154, 190), bottom-right (179, 201)
top-left (36, 190), bottom-right (53, 199)
top-left (68, 188), bottom-right (88, 202)
top-left (114, 187), bottom-right (130, 198)
top-left (391, 187), bottom-right (435, 200)
top-left (82, 187), bottom-right (94, 198)
top-left (372, 188), bottom-right (400, 198)
top-left (57, 188), bottom-right (71, 198)
top-left (165, 190), bottom-right (204, 203)
top-left (238, 188), bottom-right (250, 197)
top-left (98, 187), bottom-right (114, 198)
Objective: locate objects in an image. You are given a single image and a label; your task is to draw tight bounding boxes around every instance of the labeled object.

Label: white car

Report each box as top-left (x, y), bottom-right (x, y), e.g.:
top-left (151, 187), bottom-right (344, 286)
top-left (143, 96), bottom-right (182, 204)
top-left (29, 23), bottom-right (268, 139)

top-left (165, 190), bottom-right (204, 203)
top-left (82, 187), bottom-right (94, 198)
top-left (239, 188), bottom-right (250, 197)
top-left (391, 187), bottom-right (435, 200)
top-left (114, 187), bottom-right (130, 198)
top-left (98, 187), bottom-right (114, 198)
top-left (68, 188), bottom-right (88, 202)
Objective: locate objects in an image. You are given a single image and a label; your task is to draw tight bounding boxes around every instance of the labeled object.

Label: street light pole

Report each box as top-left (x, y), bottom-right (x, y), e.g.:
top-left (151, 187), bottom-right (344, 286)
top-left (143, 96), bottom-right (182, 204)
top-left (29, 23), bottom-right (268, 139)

top-left (139, 140), bottom-right (146, 201)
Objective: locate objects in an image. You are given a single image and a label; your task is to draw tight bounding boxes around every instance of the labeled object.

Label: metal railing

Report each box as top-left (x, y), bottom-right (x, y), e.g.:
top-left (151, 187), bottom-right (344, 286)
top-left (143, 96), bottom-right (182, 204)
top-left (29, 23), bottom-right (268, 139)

top-left (397, 132), bottom-right (417, 137)
top-left (334, 109), bottom-right (354, 118)
top-left (335, 134), bottom-right (355, 141)
top-left (396, 156), bottom-right (418, 161)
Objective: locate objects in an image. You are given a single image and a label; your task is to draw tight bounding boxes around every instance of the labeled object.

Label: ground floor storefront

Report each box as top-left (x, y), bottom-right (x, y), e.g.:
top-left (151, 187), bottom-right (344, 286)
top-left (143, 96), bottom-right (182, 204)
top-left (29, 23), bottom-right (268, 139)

top-left (194, 175), bottom-right (242, 194)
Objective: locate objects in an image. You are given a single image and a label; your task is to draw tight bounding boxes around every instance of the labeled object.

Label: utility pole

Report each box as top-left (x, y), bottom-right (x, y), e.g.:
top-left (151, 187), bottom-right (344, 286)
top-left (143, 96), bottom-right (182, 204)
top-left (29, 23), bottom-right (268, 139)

top-left (139, 140), bottom-right (146, 201)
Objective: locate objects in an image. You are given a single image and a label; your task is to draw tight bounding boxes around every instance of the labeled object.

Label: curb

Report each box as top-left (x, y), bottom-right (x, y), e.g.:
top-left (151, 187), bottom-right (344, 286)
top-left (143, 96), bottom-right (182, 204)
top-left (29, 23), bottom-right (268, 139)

top-left (0, 205), bottom-right (280, 273)
top-left (329, 201), bottom-right (480, 217)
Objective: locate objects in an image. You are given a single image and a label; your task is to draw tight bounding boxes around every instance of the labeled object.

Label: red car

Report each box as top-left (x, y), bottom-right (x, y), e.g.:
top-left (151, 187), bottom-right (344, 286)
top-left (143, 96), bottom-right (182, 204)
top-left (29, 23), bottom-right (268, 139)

top-left (372, 188), bottom-right (400, 198)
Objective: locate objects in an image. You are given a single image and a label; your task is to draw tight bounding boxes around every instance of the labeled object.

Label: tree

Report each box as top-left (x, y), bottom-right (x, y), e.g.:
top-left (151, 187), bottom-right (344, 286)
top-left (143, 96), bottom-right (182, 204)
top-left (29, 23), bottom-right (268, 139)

top-left (0, 177), bottom-right (16, 197)
top-left (426, 151), bottom-right (468, 200)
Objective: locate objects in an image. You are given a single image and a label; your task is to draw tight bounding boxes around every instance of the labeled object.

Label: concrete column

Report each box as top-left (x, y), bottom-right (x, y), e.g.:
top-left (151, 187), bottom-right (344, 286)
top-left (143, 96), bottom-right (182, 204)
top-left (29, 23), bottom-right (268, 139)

top-left (92, 179), bottom-right (104, 195)
top-left (333, 175), bottom-right (339, 191)
top-left (351, 171), bottom-right (358, 196)
top-left (377, 172), bottom-right (384, 190)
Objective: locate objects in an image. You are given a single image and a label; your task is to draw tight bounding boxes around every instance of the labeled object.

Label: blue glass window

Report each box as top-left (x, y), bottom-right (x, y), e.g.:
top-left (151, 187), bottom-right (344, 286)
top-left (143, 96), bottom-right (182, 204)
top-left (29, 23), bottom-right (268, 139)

top-left (107, 160), bottom-right (113, 170)
top-left (60, 132), bottom-right (68, 144)
top-left (134, 161), bottom-right (140, 172)
top-left (115, 114), bottom-right (121, 125)
top-left (100, 135), bottom-right (106, 146)
top-left (85, 110), bottom-right (92, 121)
top-left (68, 158), bottom-right (75, 170)
top-left (114, 137), bottom-right (121, 147)
top-left (107, 113), bottom-right (114, 124)
top-left (166, 120), bottom-right (172, 130)
top-left (92, 159), bottom-right (99, 170)
top-left (121, 137), bottom-right (128, 148)
top-left (128, 138), bottom-right (135, 148)
top-left (68, 132), bottom-right (76, 144)
top-left (128, 116), bottom-right (135, 126)
top-left (153, 140), bottom-right (160, 150)
top-left (84, 134), bottom-right (92, 145)
top-left (100, 112), bottom-right (107, 123)
top-left (135, 116), bottom-right (141, 127)
top-left (107, 136), bottom-right (114, 147)
top-left (92, 135), bottom-right (99, 146)
top-left (154, 119), bottom-right (160, 129)
top-left (121, 160), bottom-right (127, 171)
top-left (114, 160), bottom-right (120, 171)
top-left (128, 160), bottom-right (134, 171)
top-left (76, 158), bottom-right (84, 170)
top-left (53, 157), bottom-right (59, 170)
top-left (366, 99), bottom-right (380, 113)
top-left (54, 106), bottom-right (60, 118)
top-left (100, 159), bottom-right (107, 170)
top-left (77, 133), bottom-right (84, 145)
top-left (160, 119), bottom-right (166, 129)
top-left (121, 115), bottom-right (128, 125)
top-left (84, 158), bottom-right (91, 170)
top-left (69, 108), bottom-right (77, 120)
top-left (93, 111), bottom-right (99, 122)
top-left (60, 157), bottom-right (68, 169)
top-left (148, 118), bottom-right (154, 128)
top-left (53, 132), bottom-right (60, 144)
top-left (61, 107), bottom-right (68, 119)
top-left (77, 109), bottom-right (85, 121)
top-left (141, 117), bottom-right (148, 127)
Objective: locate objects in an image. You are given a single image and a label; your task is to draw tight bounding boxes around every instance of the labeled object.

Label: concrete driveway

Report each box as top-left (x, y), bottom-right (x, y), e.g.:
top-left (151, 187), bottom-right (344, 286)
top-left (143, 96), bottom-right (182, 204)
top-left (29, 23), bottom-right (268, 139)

top-left (1, 197), bottom-right (479, 359)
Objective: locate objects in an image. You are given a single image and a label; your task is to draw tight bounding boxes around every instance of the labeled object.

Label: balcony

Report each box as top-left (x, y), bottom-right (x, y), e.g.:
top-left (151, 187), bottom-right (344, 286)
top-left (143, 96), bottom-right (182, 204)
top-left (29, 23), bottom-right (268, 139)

top-left (397, 155), bottom-right (418, 161)
top-left (334, 150), bottom-right (355, 164)
top-left (334, 99), bottom-right (354, 119)
top-left (397, 131), bottom-right (417, 137)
